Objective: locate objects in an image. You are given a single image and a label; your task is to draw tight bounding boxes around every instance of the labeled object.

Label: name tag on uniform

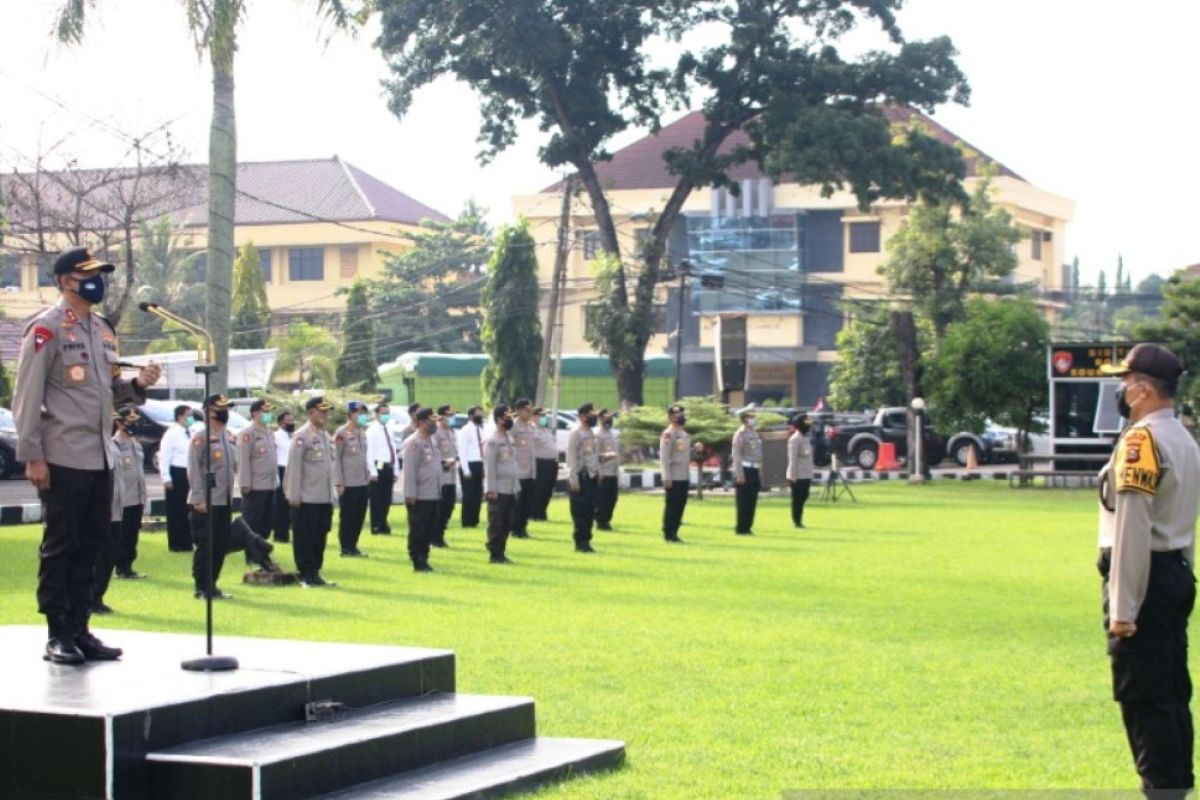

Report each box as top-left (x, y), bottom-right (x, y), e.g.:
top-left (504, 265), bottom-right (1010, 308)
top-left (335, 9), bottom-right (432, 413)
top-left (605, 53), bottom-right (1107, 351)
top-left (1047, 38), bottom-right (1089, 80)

top-left (675, 440), bottom-right (687, 453)
top-left (582, 441), bottom-right (594, 453)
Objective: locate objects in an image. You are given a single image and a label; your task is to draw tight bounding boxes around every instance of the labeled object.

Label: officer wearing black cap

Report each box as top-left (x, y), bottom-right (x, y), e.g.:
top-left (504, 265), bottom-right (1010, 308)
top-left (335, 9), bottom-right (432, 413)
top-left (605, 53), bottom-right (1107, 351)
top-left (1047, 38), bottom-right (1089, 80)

top-left (484, 405), bottom-right (519, 563)
top-left (660, 403), bottom-right (690, 543)
top-left (731, 406), bottom-right (763, 535)
top-left (433, 404), bottom-right (459, 547)
top-left (531, 405), bottom-right (558, 521)
top-left (594, 408), bottom-right (620, 530)
top-left (111, 405), bottom-right (147, 580)
top-left (335, 401), bottom-right (375, 558)
top-left (1096, 343), bottom-right (1200, 795)
top-left (403, 408), bottom-right (441, 572)
top-left (565, 402), bottom-right (601, 552)
top-left (238, 398), bottom-right (278, 541)
top-left (13, 246), bottom-right (161, 664)
top-left (285, 396), bottom-right (339, 587)
top-left (510, 398), bottom-right (537, 539)
top-left (787, 414), bottom-right (815, 529)
top-left (188, 394), bottom-right (238, 600)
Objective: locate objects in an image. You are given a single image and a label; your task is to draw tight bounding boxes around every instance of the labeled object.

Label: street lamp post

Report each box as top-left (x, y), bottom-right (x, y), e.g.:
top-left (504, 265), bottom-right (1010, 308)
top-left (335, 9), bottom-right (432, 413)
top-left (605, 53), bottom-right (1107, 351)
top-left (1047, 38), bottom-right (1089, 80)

top-left (910, 396), bottom-right (926, 484)
top-left (673, 259), bottom-right (691, 401)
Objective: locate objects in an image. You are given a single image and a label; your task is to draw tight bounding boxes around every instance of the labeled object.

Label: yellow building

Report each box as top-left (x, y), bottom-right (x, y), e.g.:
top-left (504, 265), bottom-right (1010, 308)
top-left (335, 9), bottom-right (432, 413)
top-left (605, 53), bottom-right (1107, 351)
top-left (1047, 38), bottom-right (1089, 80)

top-left (0, 156), bottom-right (446, 322)
top-left (512, 108), bottom-right (1074, 406)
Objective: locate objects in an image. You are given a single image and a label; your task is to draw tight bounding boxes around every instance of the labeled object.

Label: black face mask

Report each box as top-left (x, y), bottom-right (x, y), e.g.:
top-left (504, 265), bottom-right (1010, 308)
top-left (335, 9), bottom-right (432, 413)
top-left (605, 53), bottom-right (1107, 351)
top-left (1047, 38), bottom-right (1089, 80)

top-left (1116, 384), bottom-right (1133, 419)
top-left (499, 417), bottom-right (514, 430)
top-left (584, 414), bottom-right (598, 427)
top-left (675, 415), bottom-right (687, 426)
top-left (471, 415), bottom-right (484, 426)
top-left (282, 422), bottom-right (296, 434)
top-left (212, 410), bottom-right (230, 424)
top-left (797, 423), bottom-right (811, 435)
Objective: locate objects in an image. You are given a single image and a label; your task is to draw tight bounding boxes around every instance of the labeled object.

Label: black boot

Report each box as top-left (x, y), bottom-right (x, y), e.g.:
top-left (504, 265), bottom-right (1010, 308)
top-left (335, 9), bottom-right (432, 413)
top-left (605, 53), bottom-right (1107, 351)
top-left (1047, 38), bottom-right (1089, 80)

top-left (72, 610), bottom-right (122, 661)
top-left (44, 615), bottom-right (84, 665)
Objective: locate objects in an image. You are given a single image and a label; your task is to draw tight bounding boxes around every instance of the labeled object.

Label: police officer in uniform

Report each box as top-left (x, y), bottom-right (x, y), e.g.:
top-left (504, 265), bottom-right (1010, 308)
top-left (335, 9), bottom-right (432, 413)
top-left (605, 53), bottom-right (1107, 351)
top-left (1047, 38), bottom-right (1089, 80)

top-left (594, 408), bottom-right (620, 531)
top-left (286, 396), bottom-right (339, 587)
top-left (335, 401), bottom-right (375, 557)
top-left (731, 407), bottom-right (763, 535)
top-left (433, 404), bottom-right (459, 547)
top-left (188, 394), bottom-right (238, 600)
top-left (484, 405), bottom-right (519, 564)
top-left (532, 406), bottom-right (558, 521)
top-left (565, 402), bottom-right (601, 553)
top-left (366, 403), bottom-right (398, 535)
top-left (403, 408), bottom-right (441, 572)
top-left (272, 410), bottom-right (295, 543)
top-left (112, 405), bottom-right (147, 579)
top-left (237, 399), bottom-right (278, 539)
top-left (787, 414), bottom-right (815, 529)
top-left (13, 246), bottom-right (160, 664)
top-left (94, 426), bottom-right (127, 616)
top-left (660, 404), bottom-right (690, 543)
top-left (1096, 344), bottom-right (1200, 797)
top-left (510, 398), bottom-right (537, 539)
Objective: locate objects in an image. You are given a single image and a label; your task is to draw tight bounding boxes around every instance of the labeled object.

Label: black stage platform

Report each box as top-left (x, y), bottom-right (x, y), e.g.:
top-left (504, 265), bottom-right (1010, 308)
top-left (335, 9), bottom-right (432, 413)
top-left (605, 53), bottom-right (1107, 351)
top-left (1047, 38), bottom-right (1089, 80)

top-left (0, 626), bottom-right (623, 800)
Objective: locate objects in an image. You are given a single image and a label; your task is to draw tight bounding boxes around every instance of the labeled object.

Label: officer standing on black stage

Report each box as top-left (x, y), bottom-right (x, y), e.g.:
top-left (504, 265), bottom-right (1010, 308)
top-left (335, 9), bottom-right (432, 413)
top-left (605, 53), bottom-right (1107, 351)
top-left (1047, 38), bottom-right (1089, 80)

top-left (335, 401), bottom-right (375, 558)
top-left (731, 407), bottom-right (763, 535)
top-left (484, 405), bottom-right (519, 564)
top-left (237, 399), bottom-right (277, 539)
top-left (188, 394), bottom-right (238, 600)
top-left (660, 404), bottom-right (690, 544)
top-left (531, 406), bottom-right (558, 521)
top-left (433, 404), bottom-right (459, 547)
top-left (159, 404), bottom-right (195, 552)
top-left (594, 408), bottom-right (620, 531)
top-left (1096, 343), bottom-right (1200, 797)
top-left (366, 403), bottom-right (397, 535)
top-left (13, 246), bottom-right (160, 664)
top-left (272, 410), bottom-right (295, 543)
top-left (111, 405), bottom-right (147, 580)
top-left (403, 408), bottom-right (441, 572)
top-left (566, 403), bottom-right (601, 553)
top-left (509, 398), bottom-right (537, 539)
top-left (786, 414), bottom-right (815, 529)
top-left (286, 396), bottom-right (338, 587)
top-left (457, 405), bottom-right (487, 527)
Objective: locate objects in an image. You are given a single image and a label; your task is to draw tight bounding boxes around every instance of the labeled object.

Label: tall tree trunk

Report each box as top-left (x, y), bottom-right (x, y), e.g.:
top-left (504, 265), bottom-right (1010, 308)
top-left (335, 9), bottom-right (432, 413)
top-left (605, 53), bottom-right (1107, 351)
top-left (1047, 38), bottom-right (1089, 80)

top-left (206, 60), bottom-right (237, 394)
top-left (890, 310), bottom-right (922, 475)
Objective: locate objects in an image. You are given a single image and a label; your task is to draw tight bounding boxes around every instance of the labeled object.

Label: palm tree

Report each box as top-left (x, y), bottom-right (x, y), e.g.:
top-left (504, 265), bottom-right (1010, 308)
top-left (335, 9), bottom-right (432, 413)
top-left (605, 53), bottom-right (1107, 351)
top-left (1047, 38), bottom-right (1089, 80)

top-left (55, 0), bottom-right (363, 392)
top-left (271, 321), bottom-right (338, 389)
top-left (118, 217), bottom-right (208, 354)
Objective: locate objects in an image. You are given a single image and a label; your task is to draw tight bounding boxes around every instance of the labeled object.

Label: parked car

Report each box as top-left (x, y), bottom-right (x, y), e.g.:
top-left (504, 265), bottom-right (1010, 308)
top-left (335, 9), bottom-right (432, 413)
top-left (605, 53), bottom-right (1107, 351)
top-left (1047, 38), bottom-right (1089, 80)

top-left (757, 408), bottom-right (868, 468)
top-left (945, 422), bottom-right (1020, 467)
top-left (0, 407), bottom-right (22, 479)
top-left (132, 399), bottom-right (251, 470)
top-left (829, 407), bottom-right (947, 470)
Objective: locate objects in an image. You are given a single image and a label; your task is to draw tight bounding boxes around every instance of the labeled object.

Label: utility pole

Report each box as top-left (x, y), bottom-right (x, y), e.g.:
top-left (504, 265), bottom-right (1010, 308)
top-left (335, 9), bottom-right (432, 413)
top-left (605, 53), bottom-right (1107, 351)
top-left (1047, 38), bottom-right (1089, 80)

top-left (536, 176), bottom-right (573, 406)
top-left (673, 259), bottom-right (691, 401)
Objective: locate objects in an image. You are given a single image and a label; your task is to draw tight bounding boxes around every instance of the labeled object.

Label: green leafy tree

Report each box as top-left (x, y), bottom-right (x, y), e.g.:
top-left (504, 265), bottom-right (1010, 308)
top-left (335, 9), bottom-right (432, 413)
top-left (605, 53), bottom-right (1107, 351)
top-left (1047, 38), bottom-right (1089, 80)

top-left (828, 304), bottom-right (911, 412)
top-left (481, 222), bottom-right (542, 405)
top-left (365, 201), bottom-right (489, 363)
top-left (336, 280), bottom-right (378, 389)
top-left (118, 217), bottom-right (207, 355)
top-left (376, 0), bottom-right (970, 405)
top-left (56, 0), bottom-right (362, 392)
top-left (270, 321), bottom-right (339, 389)
top-left (1137, 270), bottom-right (1200, 407)
top-left (231, 242), bottom-right (270, 349)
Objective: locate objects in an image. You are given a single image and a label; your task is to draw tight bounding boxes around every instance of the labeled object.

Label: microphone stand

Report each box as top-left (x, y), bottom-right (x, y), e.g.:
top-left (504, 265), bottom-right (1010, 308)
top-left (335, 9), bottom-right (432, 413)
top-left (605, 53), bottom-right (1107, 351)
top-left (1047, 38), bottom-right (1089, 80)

top-left (140, 303), bottom-right (238, 672)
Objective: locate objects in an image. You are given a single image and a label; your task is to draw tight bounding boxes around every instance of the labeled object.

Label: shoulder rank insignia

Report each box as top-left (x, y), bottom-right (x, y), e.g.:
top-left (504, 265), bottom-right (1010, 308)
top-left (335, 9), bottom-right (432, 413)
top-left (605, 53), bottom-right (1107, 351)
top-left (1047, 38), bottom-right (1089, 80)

top-left (1115, 427), bottom-right (1160, 496)
top-left (32, 326), bottom-right (54, 352)
top-left (243, 432), bottom-right (252, 443)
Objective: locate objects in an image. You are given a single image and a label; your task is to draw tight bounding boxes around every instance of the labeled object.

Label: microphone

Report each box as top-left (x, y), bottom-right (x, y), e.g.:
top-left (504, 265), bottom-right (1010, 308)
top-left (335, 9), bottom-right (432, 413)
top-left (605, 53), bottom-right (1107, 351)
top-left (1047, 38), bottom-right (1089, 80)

top-left (138, 302), bottom-right (156, 313)
top-left (138, 302), bottom-right (216, 365)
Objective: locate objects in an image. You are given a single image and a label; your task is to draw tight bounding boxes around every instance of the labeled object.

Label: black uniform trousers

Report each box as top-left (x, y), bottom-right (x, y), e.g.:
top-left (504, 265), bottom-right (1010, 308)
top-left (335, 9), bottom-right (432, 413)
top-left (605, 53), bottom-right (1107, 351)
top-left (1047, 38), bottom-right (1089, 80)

top-left (190, 505), bottom-right (232, 593)
top-left (93, 520), bottom-right (121, 606)
top-left (533, 458), bottom-right (557, 520)
top-left (790, 479), bottom-right (812, 526)
top-left (487, 493), bottom-right (516, 557)
top-left (735, 467), bottom-right (761, 533)
top-left (273, 466), bottom-right (291, 542)
top-left (293, 502), bottom-right (332, 579)
top-left (338, 485), bottom-right (370, 553)
top-left (165, 465), bottom-right (192, 551)
top-left (1100, 548), bottom-right (1196, 796)
top-left (568, 473), bottom-right (597, 546)
top-left (406, 499), bottom-right (438, 567)
top-left (241, 489), bottom-right (273, 539)
top-left (662, 479), bottom-right (690, 540)
top-left (595, 475), bottom-right (619, 527)
top-left (460, 461), bottom-right (484, 527)
top-left (370, 464), bottom-right (395, 533)
top-left (436, 481), bottom-right (456, 544)
top-left (38, 465), bottom-right (109, 623)
top-left (513, 478), bottom-right (536, 535)
top-left (116, 504), bottom-right (144, 574)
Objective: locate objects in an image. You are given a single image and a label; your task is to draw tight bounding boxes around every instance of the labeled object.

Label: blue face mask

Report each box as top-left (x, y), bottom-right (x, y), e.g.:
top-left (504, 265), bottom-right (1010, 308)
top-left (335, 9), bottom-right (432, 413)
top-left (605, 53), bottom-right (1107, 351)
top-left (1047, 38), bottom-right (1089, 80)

top-left (356, 413), bottom-right (371, 427)
top-left (379, 413), bottom-right (391, 425)
top-left (74, 275), bottom-right (106, 304)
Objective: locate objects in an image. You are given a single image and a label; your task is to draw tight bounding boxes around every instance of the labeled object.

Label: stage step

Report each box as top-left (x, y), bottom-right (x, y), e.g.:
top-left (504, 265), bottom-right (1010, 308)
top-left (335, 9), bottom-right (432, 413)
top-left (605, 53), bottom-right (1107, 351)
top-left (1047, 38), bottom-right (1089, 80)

top-left (146, 693), bottom-right (535, 800)
top-left (312, 737), bottom-right (626, 800)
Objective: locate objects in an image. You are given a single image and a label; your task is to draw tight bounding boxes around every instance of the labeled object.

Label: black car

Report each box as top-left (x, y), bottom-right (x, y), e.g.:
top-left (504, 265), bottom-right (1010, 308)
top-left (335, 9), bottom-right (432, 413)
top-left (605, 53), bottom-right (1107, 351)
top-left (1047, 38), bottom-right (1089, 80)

top-left (129, 399), bottom-right (252, 470)
top-left (0, 407), bottom-right (22, 479)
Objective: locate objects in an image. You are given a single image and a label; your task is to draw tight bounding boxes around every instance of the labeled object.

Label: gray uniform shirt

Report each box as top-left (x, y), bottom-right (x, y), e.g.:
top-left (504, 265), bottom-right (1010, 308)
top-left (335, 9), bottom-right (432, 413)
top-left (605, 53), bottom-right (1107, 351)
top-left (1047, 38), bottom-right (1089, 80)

top-left (534, 424), bottom-right (558, 461)
top-left (403, 434), bottom-right (442, 501)
top-left (112, 431), bottom-right (147, 506)
top-left (334, 424), bottom-right (373, 488)
top-left (285, 424), bottom-right (338, 505)
top-left (786, 431), bottom-right (815, 481)
top-left (660, 425), bottom-right (691, 482)
top-left (566, 426), bottom-right (600, 485)
top-left (1108, 408), bottom-right (1200, 623)
top-left (237, 423), bottom-right (279, 492)
top-left (187, 428), bottom-right (237, 506)
top-left (434, 426), bottom-right (459, 487)
top-left (484, 429), bottom-right (519, 496)
top-left (510, 419), bottom-right (537, 480)
top-left (731, 428), bottom-right (763, 481)
top-left (13, 300), bottom-right (144, 470)
top-left (596, 426), bottom-right (620, 477)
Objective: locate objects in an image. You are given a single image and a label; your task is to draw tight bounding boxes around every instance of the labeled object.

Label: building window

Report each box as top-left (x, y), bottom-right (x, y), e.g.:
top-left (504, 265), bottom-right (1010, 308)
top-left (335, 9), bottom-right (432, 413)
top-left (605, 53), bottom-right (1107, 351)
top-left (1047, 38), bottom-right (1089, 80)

top-left (37, 257), bottom-right (56, 287)
top-left (1030, 230), bottom-right (1043, 261)
top-left (259, 248), bottom-right (272, 283)
top-left (848, 221), bottom-right (881, 253)
top-left (1, 255), bottom-right (21, 289)
top-left (340, 246), bottom-right (359, 279)
top-left (578, 230), bottom-right (601, 261)
top-left (288, 248), bottom-right (325, 281)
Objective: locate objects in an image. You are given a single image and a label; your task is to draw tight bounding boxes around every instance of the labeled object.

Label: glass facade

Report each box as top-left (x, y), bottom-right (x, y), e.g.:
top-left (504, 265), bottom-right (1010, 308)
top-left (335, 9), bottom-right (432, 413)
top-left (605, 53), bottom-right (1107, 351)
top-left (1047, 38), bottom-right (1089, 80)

top-left (685, 213), bottom-right (803, 312)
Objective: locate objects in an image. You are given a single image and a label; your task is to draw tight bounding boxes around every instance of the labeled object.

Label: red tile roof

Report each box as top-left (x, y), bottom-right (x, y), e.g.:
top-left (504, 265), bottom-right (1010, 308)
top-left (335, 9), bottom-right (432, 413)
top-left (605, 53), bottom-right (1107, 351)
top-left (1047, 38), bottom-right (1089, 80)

top-left (543, 106), bottom-right (1022, 193)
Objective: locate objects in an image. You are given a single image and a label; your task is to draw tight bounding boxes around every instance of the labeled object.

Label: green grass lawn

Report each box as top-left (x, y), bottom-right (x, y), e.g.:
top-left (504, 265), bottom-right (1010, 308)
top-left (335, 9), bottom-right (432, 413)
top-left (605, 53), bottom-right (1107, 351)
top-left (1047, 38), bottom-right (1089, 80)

top-left (0, 482), bottom-right (1164, 797)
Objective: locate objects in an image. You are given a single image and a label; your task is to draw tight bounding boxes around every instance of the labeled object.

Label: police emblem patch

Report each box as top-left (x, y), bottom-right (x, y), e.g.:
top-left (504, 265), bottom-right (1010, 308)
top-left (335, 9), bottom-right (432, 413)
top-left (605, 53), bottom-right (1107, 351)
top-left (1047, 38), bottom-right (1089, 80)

top-left (67, 364), bottom-right (87, 383)
top-left (32, 326), bottom-right (55, 352)
top-left (1115, 428), bottom-right (1160, 496)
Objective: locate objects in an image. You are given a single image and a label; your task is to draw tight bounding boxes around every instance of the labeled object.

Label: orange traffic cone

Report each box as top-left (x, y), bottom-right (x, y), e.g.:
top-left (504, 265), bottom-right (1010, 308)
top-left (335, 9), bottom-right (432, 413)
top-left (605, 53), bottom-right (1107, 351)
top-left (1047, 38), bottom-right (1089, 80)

top-left (965, 443), bottom-right (979, 472)
top-left (876, 442), bottom-right (901, 471)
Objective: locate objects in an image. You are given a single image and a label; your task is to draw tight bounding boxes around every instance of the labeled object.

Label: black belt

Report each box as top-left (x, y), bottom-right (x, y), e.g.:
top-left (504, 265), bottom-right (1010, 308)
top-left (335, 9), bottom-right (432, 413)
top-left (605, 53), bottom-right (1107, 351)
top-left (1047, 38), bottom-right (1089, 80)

top-left (1099, 546), bottom-right (1188, 560)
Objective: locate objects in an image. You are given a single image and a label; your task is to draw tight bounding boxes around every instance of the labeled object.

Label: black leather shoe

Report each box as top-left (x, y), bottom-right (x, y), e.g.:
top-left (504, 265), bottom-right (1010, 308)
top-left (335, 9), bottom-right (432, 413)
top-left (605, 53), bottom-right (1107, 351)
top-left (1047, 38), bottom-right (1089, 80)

top-left (596, 523), bottom-right (612, 531)
top-left (116, 570), bottom-right (146, 580)
top-left (665, 535), bottom-right (685, 544)
top-left (489, 555), bottom-right (513, 564)
top-left (575, 544), bottom-right (596, 553)
top-left (92, 601), bottom-right (115, 615)
top-left (413, 563), bottom-right (435, 573)
top-left (44, 636), bottom-right (85, 664)
top-left (74, 632), bottom-right (122, 660)
top-left (340, 549), bottom-right (367, 558)
top-left (511, 531), bottom-right (530, 539)
top-left (430, 540), bottom-right (448, 548)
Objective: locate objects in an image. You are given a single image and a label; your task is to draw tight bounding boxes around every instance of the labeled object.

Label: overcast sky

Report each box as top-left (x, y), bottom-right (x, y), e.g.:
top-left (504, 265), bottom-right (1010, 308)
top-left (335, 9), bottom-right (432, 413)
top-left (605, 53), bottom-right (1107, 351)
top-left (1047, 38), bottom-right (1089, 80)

top-left (2, 0), bottom-right (1197, 286)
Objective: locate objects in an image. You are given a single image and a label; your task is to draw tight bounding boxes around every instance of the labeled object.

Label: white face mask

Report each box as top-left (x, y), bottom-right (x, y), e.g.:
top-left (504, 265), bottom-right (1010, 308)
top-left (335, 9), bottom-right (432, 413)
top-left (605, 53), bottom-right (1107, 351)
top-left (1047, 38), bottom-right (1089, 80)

top-left (745, 418), bottom-right (757, 429)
